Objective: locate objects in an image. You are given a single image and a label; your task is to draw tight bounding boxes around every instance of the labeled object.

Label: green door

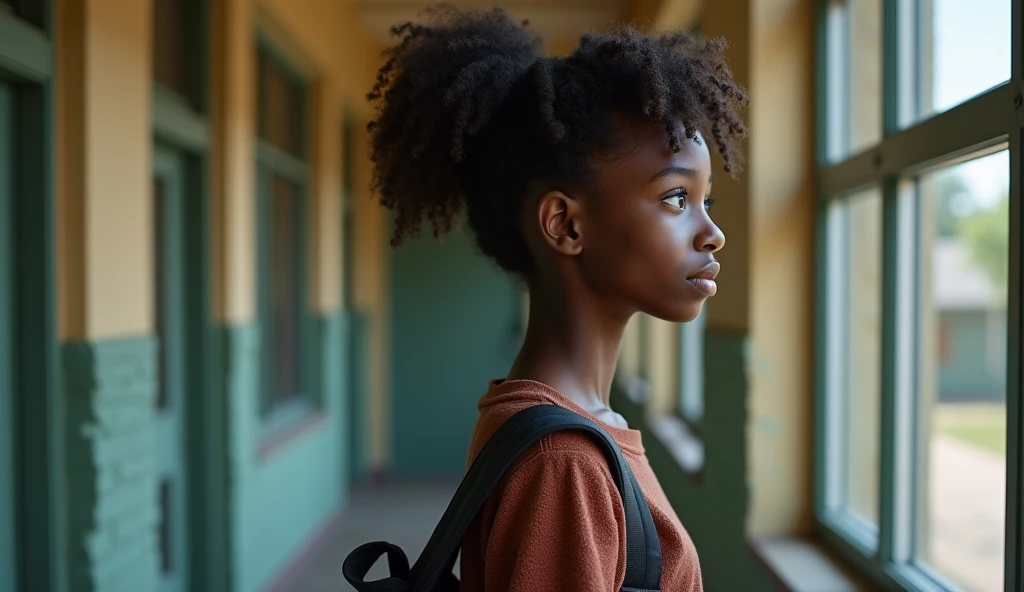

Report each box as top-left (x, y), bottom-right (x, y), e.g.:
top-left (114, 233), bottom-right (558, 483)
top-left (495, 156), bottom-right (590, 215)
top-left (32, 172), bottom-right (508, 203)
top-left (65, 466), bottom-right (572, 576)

top-left (0, 79), bottom-right (17, 592)
top-left (390, 225), bottom-right (523, 476)
top-left (153, 146), bottom-right (189, 592)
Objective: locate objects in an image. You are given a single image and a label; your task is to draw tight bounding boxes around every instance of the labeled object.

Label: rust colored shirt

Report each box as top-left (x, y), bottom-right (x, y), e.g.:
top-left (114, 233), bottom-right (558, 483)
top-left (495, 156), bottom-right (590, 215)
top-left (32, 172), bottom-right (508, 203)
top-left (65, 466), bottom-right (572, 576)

top-left (459, 379), bottom-right (703, 591)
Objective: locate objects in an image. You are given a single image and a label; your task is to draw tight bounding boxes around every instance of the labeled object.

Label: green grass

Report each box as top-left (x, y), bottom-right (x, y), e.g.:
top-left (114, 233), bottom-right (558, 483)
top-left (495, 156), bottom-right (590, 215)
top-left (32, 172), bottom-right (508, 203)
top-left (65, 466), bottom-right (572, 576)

top-left (935, 403), bottom-right (1006, 456)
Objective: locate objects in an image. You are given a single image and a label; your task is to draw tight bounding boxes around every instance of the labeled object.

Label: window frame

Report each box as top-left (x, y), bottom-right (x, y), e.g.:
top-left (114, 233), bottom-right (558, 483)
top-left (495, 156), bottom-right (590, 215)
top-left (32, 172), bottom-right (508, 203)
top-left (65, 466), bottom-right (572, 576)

top-left (0, 2), bottom-right (58, 591)
top-left (814, 0), bottom-right (1024, 590)
top-left (254, 33), bottom-right (317, 424)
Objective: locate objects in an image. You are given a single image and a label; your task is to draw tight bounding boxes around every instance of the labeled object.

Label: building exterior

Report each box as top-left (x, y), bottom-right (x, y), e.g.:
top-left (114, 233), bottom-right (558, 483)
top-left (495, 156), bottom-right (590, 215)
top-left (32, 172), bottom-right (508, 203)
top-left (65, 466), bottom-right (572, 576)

top-left (1, 0), bottom-right (1021, 591)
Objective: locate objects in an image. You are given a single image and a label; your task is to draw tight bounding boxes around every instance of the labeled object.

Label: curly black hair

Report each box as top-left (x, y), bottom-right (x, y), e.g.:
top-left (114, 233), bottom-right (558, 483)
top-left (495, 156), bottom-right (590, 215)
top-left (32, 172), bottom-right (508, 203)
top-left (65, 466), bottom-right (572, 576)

top-left (367, 4), bottom-right (748, 276)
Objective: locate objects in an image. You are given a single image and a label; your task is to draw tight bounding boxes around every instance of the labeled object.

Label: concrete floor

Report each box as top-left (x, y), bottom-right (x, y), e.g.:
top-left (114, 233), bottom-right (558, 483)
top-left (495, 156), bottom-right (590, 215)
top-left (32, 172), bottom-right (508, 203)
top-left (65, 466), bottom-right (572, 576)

top-left (286, 434), bottom-right (1006, 592)
top-left (290, 481), bottom-right (459, 592)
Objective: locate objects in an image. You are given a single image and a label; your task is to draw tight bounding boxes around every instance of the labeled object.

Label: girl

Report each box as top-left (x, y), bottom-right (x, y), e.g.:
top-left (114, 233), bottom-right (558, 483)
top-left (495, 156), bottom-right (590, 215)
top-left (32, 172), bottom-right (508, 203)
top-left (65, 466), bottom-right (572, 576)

top-left (366, 6), bottom-right (747, 590)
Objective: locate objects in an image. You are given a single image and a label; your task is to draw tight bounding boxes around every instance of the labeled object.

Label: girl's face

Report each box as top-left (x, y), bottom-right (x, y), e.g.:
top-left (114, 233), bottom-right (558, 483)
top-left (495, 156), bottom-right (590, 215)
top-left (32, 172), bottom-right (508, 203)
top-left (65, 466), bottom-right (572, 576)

top-left (578, 115), bottom-right (725, 323)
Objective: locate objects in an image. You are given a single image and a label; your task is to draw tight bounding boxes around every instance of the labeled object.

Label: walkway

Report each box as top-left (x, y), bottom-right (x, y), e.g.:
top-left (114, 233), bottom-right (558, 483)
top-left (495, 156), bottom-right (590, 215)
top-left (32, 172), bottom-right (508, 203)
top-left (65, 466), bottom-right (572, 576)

top-left (289, 435), bottom-right (1006, 592)
top-left (291, 481), bottom-right (458, 592)
top-left (929, 435), bottom-right (1005, 592)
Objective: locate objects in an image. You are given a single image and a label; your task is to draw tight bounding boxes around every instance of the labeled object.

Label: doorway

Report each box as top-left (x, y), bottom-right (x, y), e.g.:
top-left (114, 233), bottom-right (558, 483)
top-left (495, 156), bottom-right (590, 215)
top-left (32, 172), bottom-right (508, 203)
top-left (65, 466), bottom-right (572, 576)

top-left (0, 76), bottom-right (18, 592)
top-left (152, 146), bottom-right (192, 592)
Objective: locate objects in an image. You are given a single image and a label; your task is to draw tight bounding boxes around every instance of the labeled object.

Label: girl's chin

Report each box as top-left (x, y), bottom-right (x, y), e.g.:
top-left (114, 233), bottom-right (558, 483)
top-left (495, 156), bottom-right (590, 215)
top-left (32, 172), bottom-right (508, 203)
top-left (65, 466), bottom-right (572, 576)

top-left (645, 298), bottom-right (707, 324)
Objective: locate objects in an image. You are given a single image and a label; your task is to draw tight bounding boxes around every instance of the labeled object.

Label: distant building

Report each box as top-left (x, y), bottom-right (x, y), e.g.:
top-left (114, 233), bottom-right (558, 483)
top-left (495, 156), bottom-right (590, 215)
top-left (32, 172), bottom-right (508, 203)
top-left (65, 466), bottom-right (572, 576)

top-left (933, 238), bottom-right (1007, 402)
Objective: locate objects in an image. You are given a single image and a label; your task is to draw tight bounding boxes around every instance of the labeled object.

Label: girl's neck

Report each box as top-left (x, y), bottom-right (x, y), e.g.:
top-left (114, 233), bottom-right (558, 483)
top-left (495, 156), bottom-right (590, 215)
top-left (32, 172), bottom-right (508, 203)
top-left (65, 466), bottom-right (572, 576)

top-left (505, 282), bottom-right (629, 412)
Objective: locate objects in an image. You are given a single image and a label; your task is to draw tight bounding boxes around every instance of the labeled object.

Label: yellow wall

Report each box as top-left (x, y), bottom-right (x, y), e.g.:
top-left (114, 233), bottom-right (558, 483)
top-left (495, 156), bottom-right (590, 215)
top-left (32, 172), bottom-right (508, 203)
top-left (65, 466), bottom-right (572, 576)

top-left (349, 124), bottom-right (392, 468)
top-left (213, 0), bottom-right (382, 323)
top-left (56, 0), bottom-right (390, 467)
top-left (58, 0), bottom-right (153, 341)
top-left (746, 0), bottom-right (816, 536)
top-left (690, 0), bottom-right (816, 537)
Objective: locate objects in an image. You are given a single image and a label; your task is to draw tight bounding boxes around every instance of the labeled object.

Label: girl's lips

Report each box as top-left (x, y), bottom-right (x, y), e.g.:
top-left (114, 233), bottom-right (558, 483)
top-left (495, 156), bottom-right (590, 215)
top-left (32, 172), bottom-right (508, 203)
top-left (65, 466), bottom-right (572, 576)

top-left (686, 261), bottom-right (720, 296)
top-left (686, 277), bottom-right (717, 296)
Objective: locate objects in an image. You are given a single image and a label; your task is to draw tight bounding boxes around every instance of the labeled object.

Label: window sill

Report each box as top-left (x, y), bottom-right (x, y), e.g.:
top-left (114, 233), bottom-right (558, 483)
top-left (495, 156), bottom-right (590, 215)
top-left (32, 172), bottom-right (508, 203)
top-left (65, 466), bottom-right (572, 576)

top-left (749, 536), bottom-right (875, 592)
top-left (646, 413), bottom-right (704, 477)
top-left (258, 398), bottom-right (326, 462)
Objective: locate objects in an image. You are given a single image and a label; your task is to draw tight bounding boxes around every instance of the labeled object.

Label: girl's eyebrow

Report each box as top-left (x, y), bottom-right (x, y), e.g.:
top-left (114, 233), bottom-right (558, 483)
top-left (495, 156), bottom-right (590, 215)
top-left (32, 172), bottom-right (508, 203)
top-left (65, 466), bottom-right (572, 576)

top-left (649, 167), bottom-right (713, 185)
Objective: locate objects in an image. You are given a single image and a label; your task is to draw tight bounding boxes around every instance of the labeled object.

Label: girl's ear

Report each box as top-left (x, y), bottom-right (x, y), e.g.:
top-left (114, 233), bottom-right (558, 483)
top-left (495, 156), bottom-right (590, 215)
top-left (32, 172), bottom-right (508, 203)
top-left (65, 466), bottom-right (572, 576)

top-left (536, 190), bottom-right (584, 256)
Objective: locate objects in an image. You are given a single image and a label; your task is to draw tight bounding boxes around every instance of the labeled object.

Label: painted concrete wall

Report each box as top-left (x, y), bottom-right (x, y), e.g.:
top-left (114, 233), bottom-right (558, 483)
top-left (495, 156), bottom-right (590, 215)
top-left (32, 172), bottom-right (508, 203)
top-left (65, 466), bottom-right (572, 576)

top-left (224, 316), bottom-right (348, 592)
top-left (208, 0), bottom-right (382, 588)
top-left (53, 0), bottom-right (384, 589)
top-left (614, 0), bottom-right (816, 588)
top-left (57, 0), bottom-right (153, 341)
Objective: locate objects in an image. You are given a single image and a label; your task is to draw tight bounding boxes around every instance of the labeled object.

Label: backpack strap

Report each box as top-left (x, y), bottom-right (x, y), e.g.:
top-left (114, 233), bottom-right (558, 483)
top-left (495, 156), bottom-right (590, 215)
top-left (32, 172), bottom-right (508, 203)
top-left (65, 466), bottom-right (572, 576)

top-left (343, 404), bottom-right (662, 592)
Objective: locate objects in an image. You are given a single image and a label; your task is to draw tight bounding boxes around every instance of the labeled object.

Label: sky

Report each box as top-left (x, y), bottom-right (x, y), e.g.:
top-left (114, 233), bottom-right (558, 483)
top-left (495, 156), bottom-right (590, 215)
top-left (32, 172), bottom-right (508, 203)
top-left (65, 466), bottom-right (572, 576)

top-left (933, 0), bottom-right (1012, 208)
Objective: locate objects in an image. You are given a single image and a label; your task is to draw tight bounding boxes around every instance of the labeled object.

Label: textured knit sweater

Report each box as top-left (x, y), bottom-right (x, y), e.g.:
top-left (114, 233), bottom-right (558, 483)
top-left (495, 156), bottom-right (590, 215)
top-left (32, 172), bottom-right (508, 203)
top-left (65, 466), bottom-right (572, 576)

top-left (459, 379), bottom-right (703, 591)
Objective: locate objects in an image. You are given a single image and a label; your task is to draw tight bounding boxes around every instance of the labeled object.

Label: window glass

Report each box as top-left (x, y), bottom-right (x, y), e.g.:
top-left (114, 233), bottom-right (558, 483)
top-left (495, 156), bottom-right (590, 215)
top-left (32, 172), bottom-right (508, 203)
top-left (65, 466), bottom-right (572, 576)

top-left (270, 174), bottom-right (304, 403)
top-left (826, 0), bottom-right (882, 161)
top-left (911, 0), bottom-right (1010, 122)
top-left (153, 0), bottom-right (190, 100)
top-left (826, 187), bottom-right (883, 526)
top-left (913, 151), bottom-right (1007, 592)
top-left (259, 51), bottom-right (304, 157)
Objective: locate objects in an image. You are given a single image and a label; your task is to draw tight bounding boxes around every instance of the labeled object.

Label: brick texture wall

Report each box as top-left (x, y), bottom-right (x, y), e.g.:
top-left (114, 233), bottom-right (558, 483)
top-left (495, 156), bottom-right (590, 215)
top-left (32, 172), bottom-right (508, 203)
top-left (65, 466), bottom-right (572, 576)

top-left (63, 337), bottom-right (160, 592)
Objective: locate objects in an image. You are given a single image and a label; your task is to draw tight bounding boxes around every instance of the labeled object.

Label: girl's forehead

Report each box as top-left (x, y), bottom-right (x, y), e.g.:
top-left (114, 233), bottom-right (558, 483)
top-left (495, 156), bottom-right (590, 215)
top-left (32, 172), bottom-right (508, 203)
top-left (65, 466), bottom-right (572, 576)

top-left (595, 117), bottom-right (712, 179)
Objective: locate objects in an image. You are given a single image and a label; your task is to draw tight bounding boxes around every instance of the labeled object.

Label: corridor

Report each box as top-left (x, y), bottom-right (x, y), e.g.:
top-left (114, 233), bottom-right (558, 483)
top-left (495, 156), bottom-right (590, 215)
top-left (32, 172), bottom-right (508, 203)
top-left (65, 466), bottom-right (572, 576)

top-left (287, 482), bottom-right (458, 592)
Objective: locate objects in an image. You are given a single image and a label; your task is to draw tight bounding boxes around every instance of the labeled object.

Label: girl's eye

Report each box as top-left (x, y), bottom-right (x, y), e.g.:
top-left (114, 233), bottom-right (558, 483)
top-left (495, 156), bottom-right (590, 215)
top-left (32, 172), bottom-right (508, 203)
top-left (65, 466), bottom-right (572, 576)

top-left (661, 190), bottom-right (687, 209)
top-left (704, 197), bottom-right (716, 211)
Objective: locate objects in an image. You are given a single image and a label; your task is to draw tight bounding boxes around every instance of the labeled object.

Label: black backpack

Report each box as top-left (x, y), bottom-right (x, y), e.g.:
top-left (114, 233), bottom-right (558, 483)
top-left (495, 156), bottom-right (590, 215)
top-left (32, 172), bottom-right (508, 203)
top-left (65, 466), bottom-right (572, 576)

top-left (342, 404), bottom-right (663, 591)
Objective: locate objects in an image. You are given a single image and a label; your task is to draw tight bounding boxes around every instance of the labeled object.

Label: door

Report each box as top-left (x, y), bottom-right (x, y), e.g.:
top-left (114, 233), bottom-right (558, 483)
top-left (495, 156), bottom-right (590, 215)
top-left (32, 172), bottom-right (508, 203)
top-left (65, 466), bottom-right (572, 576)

top-left (153, 146), bottom-right (189, 592)
top-left (0, 79), bottom-right (17, 592)
top-left (390, 224), bottom-right (523, 476)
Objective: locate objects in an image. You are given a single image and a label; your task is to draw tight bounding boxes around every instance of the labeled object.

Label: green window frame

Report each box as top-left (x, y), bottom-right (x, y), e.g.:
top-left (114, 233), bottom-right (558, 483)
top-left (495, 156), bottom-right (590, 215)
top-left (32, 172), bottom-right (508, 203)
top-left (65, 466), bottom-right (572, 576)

top-left (149, 1), bottom-right (229, 589)
top-left (255, 34), bottom-right (316, 425)
top-left (0, 2), bottom-right (59, 591)
top-left (814, 0), bottom-right (1023, 590)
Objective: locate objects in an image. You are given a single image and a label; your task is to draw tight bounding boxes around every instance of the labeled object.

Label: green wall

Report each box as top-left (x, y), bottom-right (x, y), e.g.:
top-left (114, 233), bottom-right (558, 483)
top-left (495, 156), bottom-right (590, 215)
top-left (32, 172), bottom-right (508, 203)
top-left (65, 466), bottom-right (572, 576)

top-left (613, 329), bottom-right (774, 592)
top-left (222, 313), bottom-right (348, 592)
top-left (62, 337), bottom-right (161, 592)
top-left (347, 309), bottom-right (371, 481)
top-left (389, 225), bottom-right (522, 476)
top-left (57, 313), bottom-right (349, 592)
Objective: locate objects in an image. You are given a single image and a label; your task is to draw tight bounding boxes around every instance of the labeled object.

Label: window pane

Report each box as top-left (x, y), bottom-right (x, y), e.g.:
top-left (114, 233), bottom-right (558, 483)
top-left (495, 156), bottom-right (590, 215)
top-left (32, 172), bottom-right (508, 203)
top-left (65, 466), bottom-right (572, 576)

top-left (912, 0), bottom-right (1010, 121)
top-left (914, 151), bottom-right (1007, 592)
top-left (0, 0), bottom-right (43, 28)
top-left (270, 175), bottom-right (304, 403)
top-left (259, 53), bottom-right (304, 157)
top-left (679, 307), bottom-right (705, 424)
top-left (826, 0), bottom-right (882, 161)
top-left (153, 0), bottom-right (189, 99)
top-left (826, 188), bottom-right (883, 525)
top-left (153, 177), bottom-right (168, 410)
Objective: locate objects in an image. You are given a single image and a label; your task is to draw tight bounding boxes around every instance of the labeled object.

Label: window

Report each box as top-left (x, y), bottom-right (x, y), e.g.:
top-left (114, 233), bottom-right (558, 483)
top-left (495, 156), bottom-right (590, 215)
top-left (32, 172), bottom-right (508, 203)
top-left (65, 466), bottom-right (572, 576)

top-left (153, 0), bottom-right (203, 108)
top-left (0, 0), bottom-right (43, 29)
top-left (824, 0), bottom-right (882, 161)
top-left (913, 153), bottom-right (1008, 590)
top-left (823, 187), bottom-right (883, 532)
top-left (256, 38), bottom-right (312, 415)
top-left (908, 0), bottom-right (1010, 124)
top-left (678, 307), bottom-right (706, 426)
top-left (816, 1), bottom-right (1021, 591)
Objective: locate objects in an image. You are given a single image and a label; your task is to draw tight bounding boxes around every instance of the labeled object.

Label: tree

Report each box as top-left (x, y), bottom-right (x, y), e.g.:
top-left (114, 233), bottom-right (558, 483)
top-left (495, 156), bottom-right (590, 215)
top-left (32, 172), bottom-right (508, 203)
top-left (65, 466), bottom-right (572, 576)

top-left (959, 195), bottom-right (1009, 298)
top-left (932, 173), bottom-right (973, 237)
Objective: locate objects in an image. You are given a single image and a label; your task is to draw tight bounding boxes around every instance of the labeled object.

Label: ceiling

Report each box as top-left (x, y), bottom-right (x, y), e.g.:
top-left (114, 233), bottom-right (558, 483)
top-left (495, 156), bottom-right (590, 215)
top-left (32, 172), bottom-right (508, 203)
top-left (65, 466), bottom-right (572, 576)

top-left (350, 0), bottom-right (639, 52)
